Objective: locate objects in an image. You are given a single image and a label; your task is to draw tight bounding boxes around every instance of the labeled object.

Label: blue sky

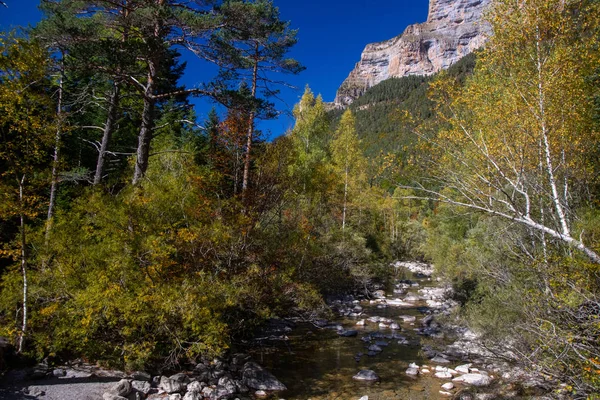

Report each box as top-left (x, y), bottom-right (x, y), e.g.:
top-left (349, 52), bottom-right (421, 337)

top-left (0, 0), bottom-right (429, 138)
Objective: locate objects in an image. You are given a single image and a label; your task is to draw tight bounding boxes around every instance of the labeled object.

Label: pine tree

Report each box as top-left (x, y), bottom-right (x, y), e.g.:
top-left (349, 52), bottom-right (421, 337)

top-left (208, 0), bottom-right (304, 194)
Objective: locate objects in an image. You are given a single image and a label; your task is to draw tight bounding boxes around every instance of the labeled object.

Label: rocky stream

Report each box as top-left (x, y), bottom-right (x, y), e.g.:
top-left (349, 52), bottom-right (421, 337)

top-left (0, 262), bottom-right (551, 400)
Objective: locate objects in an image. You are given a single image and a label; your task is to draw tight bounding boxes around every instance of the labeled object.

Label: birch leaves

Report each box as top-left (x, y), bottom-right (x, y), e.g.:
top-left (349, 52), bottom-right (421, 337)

top-left (420, 0), bottom-right (600, 262)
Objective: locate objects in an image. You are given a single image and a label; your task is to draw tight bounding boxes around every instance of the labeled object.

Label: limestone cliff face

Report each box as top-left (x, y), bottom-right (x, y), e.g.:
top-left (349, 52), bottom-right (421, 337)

top-left (333, 0), bottom-right (491, 107)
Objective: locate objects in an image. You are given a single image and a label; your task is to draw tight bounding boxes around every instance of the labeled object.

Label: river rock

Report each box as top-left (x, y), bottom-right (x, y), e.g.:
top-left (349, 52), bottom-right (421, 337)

top-left (160, 376), bottom-right (186, 394)
top-left (455, 364), bottom-right (472, 374)
top-left (242, 362), bottom-right (287, 391)
top-left (359, 396), bottom-right (369, 400)
top-left (389, 322), bottom-right (400, 330)
top-left (421, 368), bottom-right (431, 374)
top-left (255, 390), bottom-right (268, 398)
top-left (169, 395), bottom-right (182, 400)
top-left (435, 371), bottom-right (453, 379)
top-left (440, 391), bottom-right (453, 397)
top-left (406, 368), bottom-right (419, 376)
top-left (106, 379), bottom-right (132, 398)
top-left (442, 382), bottom-right (454, 390)
top-left (129, 371), bottom-right (150, 381)
top-left (338, 330), bottom-right (358, 337)
top-left (352, 370), bottom-right (379, 381)
top-left (368, 344), bottom-right (383, 352)
top-left (183, 392), bottom-right (201, 400)
top-left (386, 299), bottom-right (413, 306)
top-left (356, 319), bottom-right (366, 326)
top-left (457, 373), bottom-right (492, 386)
top-left (213, 376), bottom-right (237, 399)
top-left (399, 315), bottom-right (416, 323)
top-left (131, 380), bottom-right (152, 395)
top-left (187, 381), bottom-right (204, 393)
top-left (373, 290), bottom-right (386, 299)
top-left (431, 356), bottom-right (451, 364)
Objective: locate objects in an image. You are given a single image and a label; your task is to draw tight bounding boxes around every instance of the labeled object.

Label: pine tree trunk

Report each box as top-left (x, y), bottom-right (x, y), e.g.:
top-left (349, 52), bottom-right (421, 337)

top-left (94, 83), bottom-right (120, 185)
top-left (132, 62), bottom-right (156, 186)
top-left (242, 44), bottom-right (259, 195)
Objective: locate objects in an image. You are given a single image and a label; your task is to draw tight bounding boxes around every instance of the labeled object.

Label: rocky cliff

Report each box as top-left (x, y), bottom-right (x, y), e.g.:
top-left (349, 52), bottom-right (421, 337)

top-left (333, 0), bottom-right (491, 108)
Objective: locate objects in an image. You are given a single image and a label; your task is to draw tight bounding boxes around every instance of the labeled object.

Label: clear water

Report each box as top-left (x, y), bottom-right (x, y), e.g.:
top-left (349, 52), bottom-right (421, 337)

top-left (248, 272), bottom-right (453, 400)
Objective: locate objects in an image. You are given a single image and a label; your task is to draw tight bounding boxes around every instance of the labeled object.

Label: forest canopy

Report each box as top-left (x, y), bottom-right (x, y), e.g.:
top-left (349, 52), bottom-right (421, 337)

top-left (0, 0), bottom-right (599, 396)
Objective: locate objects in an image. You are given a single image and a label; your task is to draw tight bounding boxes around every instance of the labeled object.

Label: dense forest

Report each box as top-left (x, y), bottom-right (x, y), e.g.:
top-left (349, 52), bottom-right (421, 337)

top-left (1, 0), bottom-right (600, 397)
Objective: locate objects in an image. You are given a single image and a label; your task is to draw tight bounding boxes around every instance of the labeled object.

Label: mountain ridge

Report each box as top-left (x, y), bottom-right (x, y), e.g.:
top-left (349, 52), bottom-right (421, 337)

top-left (332, 0), bottom-right (491, 108)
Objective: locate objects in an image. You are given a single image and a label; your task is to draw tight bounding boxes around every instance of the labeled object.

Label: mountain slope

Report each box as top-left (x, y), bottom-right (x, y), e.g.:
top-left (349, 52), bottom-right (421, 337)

top-left (333, 0), bottom-right (491, 108)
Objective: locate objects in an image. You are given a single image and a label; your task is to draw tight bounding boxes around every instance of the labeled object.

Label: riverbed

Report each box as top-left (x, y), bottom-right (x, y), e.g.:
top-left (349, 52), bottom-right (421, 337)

top-left (247, 264), bottom-right (469, 399)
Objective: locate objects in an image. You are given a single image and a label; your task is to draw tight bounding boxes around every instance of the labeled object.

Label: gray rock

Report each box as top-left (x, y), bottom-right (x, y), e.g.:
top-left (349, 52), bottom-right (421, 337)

top-left (367, 345), bottom-right (382, 352)
top-left (455, 364), bottom-right (472, 374)
top-left (399, 315), bottom-right (416, 323)
top-left (352, 370), bottom-right (379, 381)
top-left (241, 362), bottom-right (286, 391)
top-left (359, 397), bottom-right (369, 400)
top-left (31, 362), bottom-right (49, 379)
top-left (183, 391), bottom-right (202, 400)
top-left (52, 368), bottom-right (66, 377)
top-left (431, 356), bottom-right (451, 364)
top-left (460, 373), bottom-right (492, 387)
top-left (130, 371), bottom-right (152, 381)
top-left (338, 330), bottom-right (358, 337)
top-left (63, 368), bottom-right (94, 379)
top-left (169, 394), bottom-right (182, 400)
top-left (215, 376), bottom-right (237, 399)
top-left (187, 381), bottom-right (204, 393)
top-left (131, 380), bottom-right (152, 395)
top-left (389, 323), bottom-right (400, 330)
top-left (255, 390), bottom-right (267, 398)
top-left (201, 386), bottom-right (215, 398)
top-left (160, 375), bottom-right (186, 394)
top-left (170, 373), bottom-right (190, 384)
top-left (406, 368), bottom-right (419, 376)
top-left (107, 379), bottom-right (132, 397)
top-left (442, 382), bottom-right (455, 390)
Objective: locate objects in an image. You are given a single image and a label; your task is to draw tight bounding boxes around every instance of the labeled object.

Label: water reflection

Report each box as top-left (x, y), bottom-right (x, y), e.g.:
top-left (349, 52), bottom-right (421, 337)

top-left (247, 272), bottom-right (450, 399)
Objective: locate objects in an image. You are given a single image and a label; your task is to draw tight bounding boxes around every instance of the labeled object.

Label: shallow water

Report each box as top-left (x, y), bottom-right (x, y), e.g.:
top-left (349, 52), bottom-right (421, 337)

top-left (248, 271), bottom-right (454, 400)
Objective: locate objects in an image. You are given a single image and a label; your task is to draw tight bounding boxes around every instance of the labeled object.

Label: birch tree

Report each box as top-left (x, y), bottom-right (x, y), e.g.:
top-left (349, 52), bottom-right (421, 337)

top-left (330, 109), bottom-right (366, 231)
top-left (406, 0), bottom-right (600, 263)
top-left (0, 36), bottom-right (54, 352)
